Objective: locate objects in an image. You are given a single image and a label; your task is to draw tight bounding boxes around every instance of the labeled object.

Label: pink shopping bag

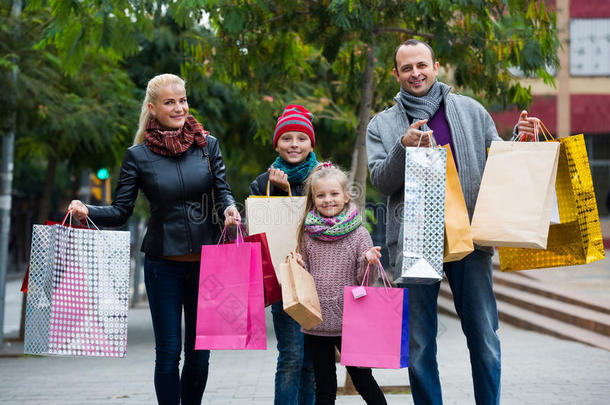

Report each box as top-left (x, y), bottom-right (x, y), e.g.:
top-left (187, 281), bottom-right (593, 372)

top-left (195, 226), bottom-right (266, 350)
top-left (341, 264), bottom-right (408, 369)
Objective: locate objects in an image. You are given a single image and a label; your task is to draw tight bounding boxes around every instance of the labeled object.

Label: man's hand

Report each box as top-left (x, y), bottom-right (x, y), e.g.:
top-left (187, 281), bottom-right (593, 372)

top-left (364, 246), bottom-right (382, 265)
top-left (517, 110), bottom-right (538, 141)
top-left (268, 167), bottom-right (290, 193)
top-left (401, 119), bottom-right (432, 147)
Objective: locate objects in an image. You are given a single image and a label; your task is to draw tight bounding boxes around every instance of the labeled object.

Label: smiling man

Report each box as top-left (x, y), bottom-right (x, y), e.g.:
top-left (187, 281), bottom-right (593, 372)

top-left (366, 39), bottom-right (507, 405)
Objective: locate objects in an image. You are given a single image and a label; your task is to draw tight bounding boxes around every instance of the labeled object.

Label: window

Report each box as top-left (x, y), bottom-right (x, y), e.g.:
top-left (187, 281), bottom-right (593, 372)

top-left (570, 19), bottom-right (610, 76)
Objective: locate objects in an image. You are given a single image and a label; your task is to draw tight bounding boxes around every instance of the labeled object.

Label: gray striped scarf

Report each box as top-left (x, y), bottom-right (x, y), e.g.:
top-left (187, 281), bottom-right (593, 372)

top-left (397, 80), bottom-right (451, 133)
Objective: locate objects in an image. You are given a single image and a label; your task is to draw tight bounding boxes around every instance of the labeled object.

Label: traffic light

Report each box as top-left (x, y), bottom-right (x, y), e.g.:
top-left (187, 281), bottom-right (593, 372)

top-left (90, 168), bottom-right (111, 205)
top-left (97, 168), bottom-right (109, 180)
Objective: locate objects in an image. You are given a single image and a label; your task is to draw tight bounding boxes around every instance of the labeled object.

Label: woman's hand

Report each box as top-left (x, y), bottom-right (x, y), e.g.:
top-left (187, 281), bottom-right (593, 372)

top-left (291, 252), bottom-right (305, 268)
top-left (68, 200), bottom-right (89, 221)
top-left (268, 167), bottom-right (290, 193)
top-left (364, 246), bottom-right (382, 265)
top-left (224, 206), bottom-right (241, 227)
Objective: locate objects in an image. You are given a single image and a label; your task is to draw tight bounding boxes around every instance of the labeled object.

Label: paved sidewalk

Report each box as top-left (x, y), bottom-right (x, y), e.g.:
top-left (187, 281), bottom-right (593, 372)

top-left (2, 273), bottom-right (610, 404)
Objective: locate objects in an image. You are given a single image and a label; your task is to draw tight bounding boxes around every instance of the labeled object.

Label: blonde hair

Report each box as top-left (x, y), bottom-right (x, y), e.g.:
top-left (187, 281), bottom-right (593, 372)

top-left (133, 73), bottom-right (186, 145)
top-left (296, 163), bottom-right (350, 252)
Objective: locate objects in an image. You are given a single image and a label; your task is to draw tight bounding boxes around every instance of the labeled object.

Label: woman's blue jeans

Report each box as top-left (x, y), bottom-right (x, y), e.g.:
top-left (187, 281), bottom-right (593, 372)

top-left (399, 250), bottom-right (501, 405)
top-left (271, 301), bottom-right (316, 405)
top-left (144, 256), bottom-right (210, 405)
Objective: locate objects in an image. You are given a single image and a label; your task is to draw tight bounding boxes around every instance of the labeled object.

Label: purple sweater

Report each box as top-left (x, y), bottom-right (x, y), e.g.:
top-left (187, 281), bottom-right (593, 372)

top-left (300, 226), bottom-right (377, 336)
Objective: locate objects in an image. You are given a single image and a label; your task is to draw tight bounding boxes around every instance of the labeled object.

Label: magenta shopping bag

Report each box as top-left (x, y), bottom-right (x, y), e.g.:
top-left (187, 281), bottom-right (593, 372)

top-left (195, 226), bottom-right (266, 350)
top-left (341, 264), bottom-right (408, 369)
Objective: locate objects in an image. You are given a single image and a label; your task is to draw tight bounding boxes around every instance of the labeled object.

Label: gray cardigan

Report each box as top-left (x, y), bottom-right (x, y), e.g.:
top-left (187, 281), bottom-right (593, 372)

top-left (366, 90), bottom-right (501, 267)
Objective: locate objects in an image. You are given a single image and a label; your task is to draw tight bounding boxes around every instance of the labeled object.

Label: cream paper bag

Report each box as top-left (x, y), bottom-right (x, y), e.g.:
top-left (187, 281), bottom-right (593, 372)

top-left (246, 191), bottom-right (306, 281)
top-left (471, 141), bottom-right (560, 249)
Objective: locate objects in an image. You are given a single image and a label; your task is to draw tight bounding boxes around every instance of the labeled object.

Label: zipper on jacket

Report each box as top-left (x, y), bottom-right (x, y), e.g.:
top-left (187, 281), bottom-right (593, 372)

top-left (176, 159), bottom-right (193, 253)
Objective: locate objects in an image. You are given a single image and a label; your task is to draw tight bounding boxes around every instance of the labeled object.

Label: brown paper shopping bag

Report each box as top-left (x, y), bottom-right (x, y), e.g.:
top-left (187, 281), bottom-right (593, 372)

top-left (471, 141), bottom-right (560, 249)
top-left (279, 257), bottom-right (322, 329)
top-left (246, 184), bottom-right (306, 282)
top-left (443, 145), bottom-right (474, 262)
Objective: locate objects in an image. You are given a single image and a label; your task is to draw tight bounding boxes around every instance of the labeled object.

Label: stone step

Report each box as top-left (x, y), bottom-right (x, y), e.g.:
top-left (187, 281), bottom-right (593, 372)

top-left (492, 283), bottom-right (610, 336)
top-left (491, 269), bottom-right (610, 315)
top-left (438, 285), bottom-right (610, 351)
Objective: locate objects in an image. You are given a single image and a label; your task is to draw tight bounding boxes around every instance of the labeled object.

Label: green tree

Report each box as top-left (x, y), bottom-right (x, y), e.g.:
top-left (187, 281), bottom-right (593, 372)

top-left (29, 0), bottom-right (559, 209)
top-left (0, 2), bottom-right (139, 223)
top-left (186, 0), bottom-right (558, 209)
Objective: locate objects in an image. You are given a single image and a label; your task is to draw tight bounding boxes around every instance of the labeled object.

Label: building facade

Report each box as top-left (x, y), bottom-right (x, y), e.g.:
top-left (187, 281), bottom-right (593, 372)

top-left (492, 0), bottom-right (610, 216)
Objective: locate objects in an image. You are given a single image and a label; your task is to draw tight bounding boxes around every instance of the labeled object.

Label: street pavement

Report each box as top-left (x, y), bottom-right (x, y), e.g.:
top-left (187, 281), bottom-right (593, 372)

top-left (2, 268), bottom-right (610, 405)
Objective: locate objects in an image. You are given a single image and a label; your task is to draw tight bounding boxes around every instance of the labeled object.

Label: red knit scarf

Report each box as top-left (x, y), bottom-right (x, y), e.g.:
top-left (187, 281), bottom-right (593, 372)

top-left (144, 115), bottom-right (208, 156)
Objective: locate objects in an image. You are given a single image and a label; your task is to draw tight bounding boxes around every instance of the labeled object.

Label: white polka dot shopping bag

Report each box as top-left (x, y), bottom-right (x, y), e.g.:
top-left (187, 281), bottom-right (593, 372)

top-left (24, 214), bottom-right (130, 357)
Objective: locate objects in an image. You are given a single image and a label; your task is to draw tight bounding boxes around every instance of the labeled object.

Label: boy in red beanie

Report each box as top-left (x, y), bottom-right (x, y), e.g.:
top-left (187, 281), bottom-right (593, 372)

top-left (249, 104), bottom-right (318, 405)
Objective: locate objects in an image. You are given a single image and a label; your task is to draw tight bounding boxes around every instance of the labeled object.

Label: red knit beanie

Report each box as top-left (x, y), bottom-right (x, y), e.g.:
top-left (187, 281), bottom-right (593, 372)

top-left (273, 104), bottom-right (315, 148)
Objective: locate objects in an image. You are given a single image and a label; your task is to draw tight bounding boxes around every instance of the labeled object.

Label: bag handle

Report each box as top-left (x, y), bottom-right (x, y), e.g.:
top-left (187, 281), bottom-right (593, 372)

top-left (217, 220), bottom-right (247, 245)
top-left (266, 178), bottom-right (292, 197)
top-left (61, 209), bottom-right (99, 230)
top-left (360, 262), bottom-right (392, 293)
top-left (203, 147), bottom-right (224, 237)
top-left (517, 118), bottom-right (555, 143)
top-left (416, 131), bottom-right (438, 148)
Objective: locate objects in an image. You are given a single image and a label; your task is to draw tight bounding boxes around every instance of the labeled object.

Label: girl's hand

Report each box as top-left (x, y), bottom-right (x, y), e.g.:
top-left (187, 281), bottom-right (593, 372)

top-left (68, 200), bottom-right (88, 221)
top-left (224, 206), bottom-right (241, 227)
top-left (364, 246), bottom-right (382, 265)
top-left (268, 167), bottom-right (290, 193)
top-left (291, 252), bottom-right (305, 268)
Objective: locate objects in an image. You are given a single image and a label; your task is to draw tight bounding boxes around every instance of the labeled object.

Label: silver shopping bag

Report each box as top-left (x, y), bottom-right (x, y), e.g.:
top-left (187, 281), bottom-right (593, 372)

top-left (395, 146), bottom-right (446, 285)
top-left (24, 220), bottom-right (130, 357)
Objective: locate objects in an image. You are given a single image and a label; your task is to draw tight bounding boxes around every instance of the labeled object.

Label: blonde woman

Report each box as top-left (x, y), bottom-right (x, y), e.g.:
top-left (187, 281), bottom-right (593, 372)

top-left (69, 73), bottom-right (240, 404)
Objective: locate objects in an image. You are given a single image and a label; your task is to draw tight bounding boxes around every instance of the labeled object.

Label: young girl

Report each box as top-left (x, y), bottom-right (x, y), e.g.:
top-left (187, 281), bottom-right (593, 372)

top-left (293, 163), bottom-right (387, 405)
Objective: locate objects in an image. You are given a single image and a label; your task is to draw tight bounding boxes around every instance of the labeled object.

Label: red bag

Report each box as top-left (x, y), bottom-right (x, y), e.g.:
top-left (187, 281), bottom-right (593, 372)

top-left (243, 233), bottom-right (281, 307)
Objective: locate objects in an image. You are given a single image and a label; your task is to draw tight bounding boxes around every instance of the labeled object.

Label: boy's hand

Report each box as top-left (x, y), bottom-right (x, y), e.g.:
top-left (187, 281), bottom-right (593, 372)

top-left (364, 246), bottom-right (382, 265)
top-left (292, 252), bottom-right (305, 268)
top-left (268, 167), bottom-right (290, 193)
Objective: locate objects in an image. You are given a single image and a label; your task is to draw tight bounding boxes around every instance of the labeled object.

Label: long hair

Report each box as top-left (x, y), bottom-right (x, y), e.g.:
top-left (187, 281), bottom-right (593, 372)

top-left (296, 163), bottom-right (350, 253)
top-left (133, 73), bottom-right (186, 145)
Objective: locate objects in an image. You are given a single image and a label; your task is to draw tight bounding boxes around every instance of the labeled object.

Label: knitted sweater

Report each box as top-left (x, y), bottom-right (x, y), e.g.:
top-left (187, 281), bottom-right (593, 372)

top-left (300, 225), bottom-right (377, 337)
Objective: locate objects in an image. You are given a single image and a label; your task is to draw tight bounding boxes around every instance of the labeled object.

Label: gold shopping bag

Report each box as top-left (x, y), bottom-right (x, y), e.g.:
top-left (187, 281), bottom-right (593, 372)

top-left (499, 133), bottom-right (605, 270)
top-left (443, 145), bottom-right (474, 262)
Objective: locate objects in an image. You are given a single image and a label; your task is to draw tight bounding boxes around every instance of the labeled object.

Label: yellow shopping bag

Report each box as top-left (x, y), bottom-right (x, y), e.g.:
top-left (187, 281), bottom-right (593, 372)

top-left (443, 145), bottom-right (474, 262)
top-left (499, 132), bottom-right (605, 271)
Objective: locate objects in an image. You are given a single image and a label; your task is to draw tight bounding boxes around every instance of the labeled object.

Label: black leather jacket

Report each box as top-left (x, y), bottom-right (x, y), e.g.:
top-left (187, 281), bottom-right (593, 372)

top-left (87, 136), bottom-right (235, 256)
